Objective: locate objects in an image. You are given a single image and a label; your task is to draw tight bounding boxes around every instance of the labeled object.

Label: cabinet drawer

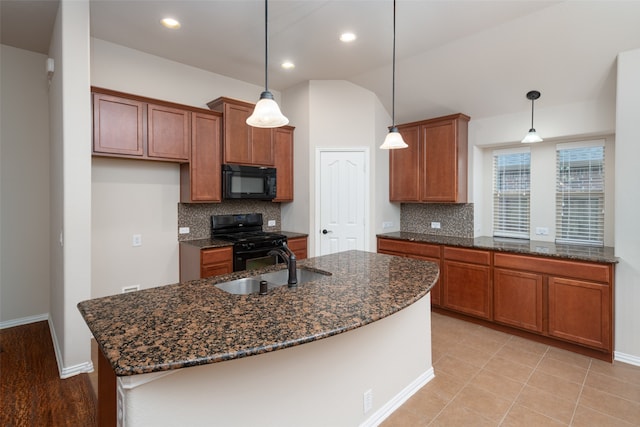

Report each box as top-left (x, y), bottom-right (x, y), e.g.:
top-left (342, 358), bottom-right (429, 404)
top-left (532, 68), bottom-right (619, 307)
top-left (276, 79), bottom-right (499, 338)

top-left (377, 238), bottom-right (440, 259)
top-left (444, 246), bottom-right (490, 265)
top-left (494, 253), bottom-right (611, 283)
top-left (287, 237), bottom-right (307, 260)
top-left (201, 247), bottom-right (233, 266)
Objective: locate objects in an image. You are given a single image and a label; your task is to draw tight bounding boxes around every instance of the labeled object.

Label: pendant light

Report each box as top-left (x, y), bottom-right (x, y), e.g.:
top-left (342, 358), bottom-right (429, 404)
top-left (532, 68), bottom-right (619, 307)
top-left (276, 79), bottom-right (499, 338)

top-left (246, 0), bottom-right (289, 128)
top-left (380, 0), bottom-right (408, 149)
top-left (521, 90), bottom-right (543, 143)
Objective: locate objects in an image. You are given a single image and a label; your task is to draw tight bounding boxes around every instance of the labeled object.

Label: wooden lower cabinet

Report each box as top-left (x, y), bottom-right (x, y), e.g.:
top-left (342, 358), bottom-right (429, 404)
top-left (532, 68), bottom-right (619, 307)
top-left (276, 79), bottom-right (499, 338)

top-left (548, 276), bottom-right (610, 350)
top-left (180, 244), bottom-right (233, 282)
top-left (377, 237), bottom-right (442, 306)
top-left (494, 268), bottom-right (543, 333)
top-left (286, 236), bottom-right (308, 260)
top-left (442, 247), bottom-right (491, 319)
top-left (378, 237), bottom-right (614, 360)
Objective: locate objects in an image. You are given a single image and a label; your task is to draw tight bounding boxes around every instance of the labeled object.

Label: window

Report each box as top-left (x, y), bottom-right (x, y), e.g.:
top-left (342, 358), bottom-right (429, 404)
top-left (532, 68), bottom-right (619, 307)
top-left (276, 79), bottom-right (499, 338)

top-left (493, 148), bottom-right (530, 239)
top-left (556, 141), bottom-right (605, 246)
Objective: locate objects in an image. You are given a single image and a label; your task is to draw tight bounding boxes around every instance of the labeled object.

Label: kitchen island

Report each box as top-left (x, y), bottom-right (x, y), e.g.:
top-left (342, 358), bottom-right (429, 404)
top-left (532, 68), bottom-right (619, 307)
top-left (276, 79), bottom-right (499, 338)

top-left (78, 250), bottom-right (439, 426)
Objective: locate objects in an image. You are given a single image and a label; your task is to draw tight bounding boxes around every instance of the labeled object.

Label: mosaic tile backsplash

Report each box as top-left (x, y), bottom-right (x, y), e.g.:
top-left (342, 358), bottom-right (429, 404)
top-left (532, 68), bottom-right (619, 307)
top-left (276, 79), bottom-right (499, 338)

top-left (178, 200), bottom-right (282, 241)
top-left (401, 203), bottom-right (473, 237)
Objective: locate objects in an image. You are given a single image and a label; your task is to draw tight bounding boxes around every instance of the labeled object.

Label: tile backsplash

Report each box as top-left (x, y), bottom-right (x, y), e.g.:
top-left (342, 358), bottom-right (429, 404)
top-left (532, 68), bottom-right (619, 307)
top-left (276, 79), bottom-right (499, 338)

top-left (401, 203), bottom-right (473, 237)
top-left (178, 201), bottom-right (281, 241)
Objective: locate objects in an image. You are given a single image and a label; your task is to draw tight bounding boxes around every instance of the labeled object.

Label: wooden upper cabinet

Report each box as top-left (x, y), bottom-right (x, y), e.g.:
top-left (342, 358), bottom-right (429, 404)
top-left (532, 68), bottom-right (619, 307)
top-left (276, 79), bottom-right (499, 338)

top-left (180, 112), bottom-right (222, 203)
top-left (389, 125), bottom-right (420, 201)
top-left (92, 87), bottom-right (208, 163)
top-left (273, 126), bottom-right (294, 202)
top-left (147, 104), bottom-right (190, 161)
top-left (93, 93), bottom-right (144, 156)
top-left (390, 113), bottom-right (469, 203)
top-left (207, 97), bottom-right (274, 166)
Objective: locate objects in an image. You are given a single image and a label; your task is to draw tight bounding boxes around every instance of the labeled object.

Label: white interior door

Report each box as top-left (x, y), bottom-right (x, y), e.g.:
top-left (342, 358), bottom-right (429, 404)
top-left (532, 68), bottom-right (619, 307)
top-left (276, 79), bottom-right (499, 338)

top-left (317, 149), bottom-right (367, 255)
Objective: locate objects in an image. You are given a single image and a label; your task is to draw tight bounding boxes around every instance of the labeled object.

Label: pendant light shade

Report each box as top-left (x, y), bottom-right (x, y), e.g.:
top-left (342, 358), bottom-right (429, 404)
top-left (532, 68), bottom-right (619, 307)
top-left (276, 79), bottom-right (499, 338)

top-left (247, 0), bottom-right (289, 128)
top-left (380, 0), bottom-right (407, 149)
top-left (521, 90), bottom-right (542, 143)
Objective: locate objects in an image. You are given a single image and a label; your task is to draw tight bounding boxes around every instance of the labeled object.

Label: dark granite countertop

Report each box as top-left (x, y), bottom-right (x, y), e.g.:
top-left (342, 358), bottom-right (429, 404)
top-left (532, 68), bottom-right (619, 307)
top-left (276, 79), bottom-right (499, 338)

top-left (179, 231), bottom-right (308, 250)
top-left (377, 232), bottom-right (617, 264)
top-left (78, 250), bottom-right (438, 376)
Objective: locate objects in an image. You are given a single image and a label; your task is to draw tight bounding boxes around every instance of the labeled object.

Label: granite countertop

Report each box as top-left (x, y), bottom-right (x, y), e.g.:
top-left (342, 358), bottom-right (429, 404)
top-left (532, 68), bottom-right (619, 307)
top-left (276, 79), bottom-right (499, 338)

top-left (377, 232), bottom-right (617, 264)
top-left (77, 250), bottom-right (438, 376)
top-left (180, 231), bottom-right (309, 250)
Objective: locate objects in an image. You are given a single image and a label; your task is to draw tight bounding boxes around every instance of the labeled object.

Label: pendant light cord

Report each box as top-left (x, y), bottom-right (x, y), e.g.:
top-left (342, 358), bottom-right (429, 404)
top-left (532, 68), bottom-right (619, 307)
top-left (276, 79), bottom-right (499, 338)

top-left (264, 0), bottom-right (269, 92)
top-left (530, 98), bottom-right (534, 129)
top-left (391, 0), bottom-right (397, 127)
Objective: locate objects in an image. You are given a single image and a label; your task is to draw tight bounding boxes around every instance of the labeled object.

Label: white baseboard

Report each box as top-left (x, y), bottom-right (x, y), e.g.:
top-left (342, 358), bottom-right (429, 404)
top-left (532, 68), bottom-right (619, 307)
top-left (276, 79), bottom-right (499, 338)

top-left (614, 351), bottom-right (640, 367)
top-left (0, 313), bottom-right (48, 329)
top-left (48, 317), bottom-right (94, 379)
top-left (360, 367), bottom-right (436, 427)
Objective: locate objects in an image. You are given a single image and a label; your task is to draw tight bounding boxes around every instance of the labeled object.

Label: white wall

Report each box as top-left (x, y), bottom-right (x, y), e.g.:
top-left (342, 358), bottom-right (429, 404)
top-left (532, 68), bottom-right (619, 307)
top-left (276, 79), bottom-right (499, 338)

top-left (614, 48), bottom-right (640, 364)
top-left (48, 0), bottom-right (93, 377)
top-left (92, 158), bottom-right (181, 297)
top-left (0, 45), bottom-right (51, 326)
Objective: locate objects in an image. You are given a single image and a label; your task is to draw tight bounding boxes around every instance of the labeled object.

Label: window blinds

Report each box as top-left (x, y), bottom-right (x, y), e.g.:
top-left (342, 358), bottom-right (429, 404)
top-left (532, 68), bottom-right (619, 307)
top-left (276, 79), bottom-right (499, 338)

top-left (556, 141), bottom-right (605, 246)
top-left (493, 149), bottom-right (530, 239)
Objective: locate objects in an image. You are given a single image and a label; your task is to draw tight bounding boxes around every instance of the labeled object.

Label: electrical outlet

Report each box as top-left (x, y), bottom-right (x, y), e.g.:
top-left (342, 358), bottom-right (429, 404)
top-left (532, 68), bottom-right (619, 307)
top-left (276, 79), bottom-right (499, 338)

top-left (268, 220), bottom-right (276, 227)
top-left (363, 389), bottom-right (373, 414)
top-left (132, 234), bottom-right (142, 247)
top-left (122, 285), bottom-right (140, 293)
top-left (535, 227), bottom-right (549, 235)
top-left (382, 221), bottom-right (393, 229)
top-left (178, 227), bottom-right (190, 234)
top-left (431, 222), bottom-right (441, 229)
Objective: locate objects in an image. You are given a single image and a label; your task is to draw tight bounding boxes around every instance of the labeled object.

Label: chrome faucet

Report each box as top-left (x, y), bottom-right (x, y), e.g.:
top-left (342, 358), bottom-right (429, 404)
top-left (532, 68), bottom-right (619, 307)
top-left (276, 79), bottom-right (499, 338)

top-left (268, 242), bottom-right (297, 286)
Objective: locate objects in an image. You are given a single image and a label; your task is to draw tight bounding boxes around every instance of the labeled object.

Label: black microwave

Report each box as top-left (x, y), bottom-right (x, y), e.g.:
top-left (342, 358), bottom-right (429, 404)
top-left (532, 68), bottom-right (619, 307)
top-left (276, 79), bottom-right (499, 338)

top-left (222, 164), bottom-right (277, 200)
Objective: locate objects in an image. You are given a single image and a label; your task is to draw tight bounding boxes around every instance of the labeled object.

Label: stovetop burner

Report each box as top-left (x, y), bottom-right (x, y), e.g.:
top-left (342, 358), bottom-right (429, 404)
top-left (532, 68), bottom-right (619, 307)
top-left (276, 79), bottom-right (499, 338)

top-left (211, 213), bottom-right (286, 245)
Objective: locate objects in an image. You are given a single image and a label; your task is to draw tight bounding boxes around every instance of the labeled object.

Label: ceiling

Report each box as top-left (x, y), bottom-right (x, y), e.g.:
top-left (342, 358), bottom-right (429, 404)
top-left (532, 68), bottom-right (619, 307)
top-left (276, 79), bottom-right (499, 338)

top-left (2, 0), bottom-right (640, 124)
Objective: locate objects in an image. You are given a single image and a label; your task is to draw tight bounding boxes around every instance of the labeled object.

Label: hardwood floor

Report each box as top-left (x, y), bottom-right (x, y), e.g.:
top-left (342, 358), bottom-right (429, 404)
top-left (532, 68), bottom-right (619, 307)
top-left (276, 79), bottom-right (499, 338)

top-left (0, 321), bottom-right (96, 427)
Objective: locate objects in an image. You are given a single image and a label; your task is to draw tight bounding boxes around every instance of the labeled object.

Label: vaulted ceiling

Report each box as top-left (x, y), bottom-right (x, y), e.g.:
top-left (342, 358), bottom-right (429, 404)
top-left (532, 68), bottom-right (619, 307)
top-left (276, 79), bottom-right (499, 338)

top-left (2, 1), bottom-right (640, 124)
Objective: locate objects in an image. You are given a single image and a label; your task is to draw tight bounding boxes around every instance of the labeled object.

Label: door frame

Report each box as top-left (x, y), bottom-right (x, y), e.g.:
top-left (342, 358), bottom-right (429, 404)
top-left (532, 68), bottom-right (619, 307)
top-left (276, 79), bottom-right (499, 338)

top-left (314, 147), bottom-right (371, 256)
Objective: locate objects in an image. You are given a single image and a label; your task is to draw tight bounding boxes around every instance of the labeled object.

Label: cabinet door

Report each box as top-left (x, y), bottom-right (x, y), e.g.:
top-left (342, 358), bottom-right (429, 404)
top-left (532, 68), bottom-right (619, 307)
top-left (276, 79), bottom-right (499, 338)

top-left (201, 247), bottom-right (233, 278)
top-left (287, 236), bottom-right (307, 260)
top-left (223, 103), bottom-right (252, 164)
top-left (494, 268), bottom-right (543, 333)
top-left (273, 127), bottom-right (294, 202)
top-left (443, 260), bottom-right (491, 319)
top-left (93, 93), bottom-right (144, 156)
top-left (389, 125), bottom-right (421, 201)
top-left (250, 127), bottom-right (274, 166)
top-left (548, 277), bottom-right (610, 350)
top-left (421, 120), bottom-right (458, 202)
top-left (147, 104), bottom-right (190, 161)
top-left (181, 113), bottom-right (221, 202)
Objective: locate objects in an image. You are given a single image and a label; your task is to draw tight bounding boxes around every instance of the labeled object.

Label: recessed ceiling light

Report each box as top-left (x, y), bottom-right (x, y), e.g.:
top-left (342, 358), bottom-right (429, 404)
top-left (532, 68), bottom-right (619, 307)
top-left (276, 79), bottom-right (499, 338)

top-left (161, 18), bottom-right (181, 29)
top-left (281, 61), bottom-right (295, 70)
top-left (340, 32), bottom-right (357, 43)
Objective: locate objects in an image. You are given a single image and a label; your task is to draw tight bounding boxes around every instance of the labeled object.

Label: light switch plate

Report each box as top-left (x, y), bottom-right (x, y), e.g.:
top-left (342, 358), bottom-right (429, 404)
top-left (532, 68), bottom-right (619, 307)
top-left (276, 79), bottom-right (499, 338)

top-left (268, 220), bottom-right (276, 227)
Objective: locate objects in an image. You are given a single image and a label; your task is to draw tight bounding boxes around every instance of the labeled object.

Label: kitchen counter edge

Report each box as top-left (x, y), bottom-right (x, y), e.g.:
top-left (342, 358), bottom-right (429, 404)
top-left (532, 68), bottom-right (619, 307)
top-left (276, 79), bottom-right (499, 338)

top-left (377, 232), bottom-right (617, 264)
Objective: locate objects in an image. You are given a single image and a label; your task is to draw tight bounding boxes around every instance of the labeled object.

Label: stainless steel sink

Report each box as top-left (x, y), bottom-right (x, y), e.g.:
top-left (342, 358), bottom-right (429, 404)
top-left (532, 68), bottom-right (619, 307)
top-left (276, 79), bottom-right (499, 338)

top-left (214, 268), bottom-right (331, 295)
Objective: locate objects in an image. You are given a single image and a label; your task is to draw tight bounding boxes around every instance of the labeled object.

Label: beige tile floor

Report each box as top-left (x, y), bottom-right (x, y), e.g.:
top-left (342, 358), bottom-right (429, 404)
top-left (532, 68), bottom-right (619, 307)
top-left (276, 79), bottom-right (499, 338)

top-left (382, 312), bottom-right (640, 426)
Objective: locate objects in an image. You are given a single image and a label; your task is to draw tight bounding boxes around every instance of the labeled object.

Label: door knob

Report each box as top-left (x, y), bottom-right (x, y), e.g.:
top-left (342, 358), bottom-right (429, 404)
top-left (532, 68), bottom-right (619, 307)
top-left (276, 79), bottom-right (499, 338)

top-left (322, 229), bottom-right (332, 234)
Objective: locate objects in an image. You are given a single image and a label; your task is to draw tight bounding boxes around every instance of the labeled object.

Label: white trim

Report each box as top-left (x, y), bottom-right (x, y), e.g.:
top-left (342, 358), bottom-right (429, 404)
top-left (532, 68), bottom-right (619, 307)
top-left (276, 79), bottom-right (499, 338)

top-left (314, 147), bottom-right (371, 256)
top-left (614, 351), bottom-right (640, 367)
top-left (360, 367), bottom-right (436, 427)
top-left (119, 370), bottom-right (177, 390)
top-left (556, 139), bottom-right (605, 150)
top-left (0, 313), bottom-right (48, 329)
top-left (493, 146), bottom-right (530, 156)
top-left (48, 316), bottom-right (94, 378)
